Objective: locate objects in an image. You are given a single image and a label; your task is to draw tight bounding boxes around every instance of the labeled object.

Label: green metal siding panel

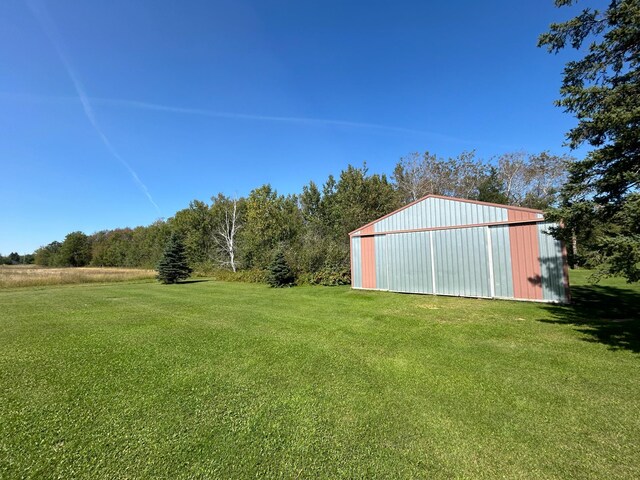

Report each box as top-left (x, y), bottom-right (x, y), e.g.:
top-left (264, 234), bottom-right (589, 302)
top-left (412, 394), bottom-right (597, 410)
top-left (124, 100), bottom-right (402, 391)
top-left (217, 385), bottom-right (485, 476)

top-left (490, 225), bottom-right (514, 298)
top-left (537, 223), bottom-right (566, 302)
top-left (351, 236), bottom-right (362, 288)
top-left (433, 227), bottom-right (491, 297)
top-left (386, 232), bottom-right (433, 294)
top-left (375, 235), bottom-right (388, 290)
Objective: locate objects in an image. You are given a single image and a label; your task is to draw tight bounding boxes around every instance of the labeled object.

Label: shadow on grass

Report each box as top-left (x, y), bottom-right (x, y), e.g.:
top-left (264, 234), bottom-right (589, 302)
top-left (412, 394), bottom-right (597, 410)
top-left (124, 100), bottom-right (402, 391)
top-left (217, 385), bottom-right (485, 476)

top-left (539, 284), bottom-right (640, 353)
top-left (177, 279), bottom-right (210, 285)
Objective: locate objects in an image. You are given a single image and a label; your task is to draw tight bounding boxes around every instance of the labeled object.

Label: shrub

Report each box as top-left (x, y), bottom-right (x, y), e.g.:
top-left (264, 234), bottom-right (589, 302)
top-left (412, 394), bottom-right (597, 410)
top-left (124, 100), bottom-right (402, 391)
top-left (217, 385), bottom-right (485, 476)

top-left (299, 265), bottom-right (351, 286)
top-left (206, 268), bottom-right (267, 283)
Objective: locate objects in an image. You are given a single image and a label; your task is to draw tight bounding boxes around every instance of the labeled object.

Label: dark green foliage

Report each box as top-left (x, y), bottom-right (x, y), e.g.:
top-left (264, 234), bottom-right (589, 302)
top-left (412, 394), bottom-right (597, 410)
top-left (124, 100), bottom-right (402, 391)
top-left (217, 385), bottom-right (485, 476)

top-left (34, 241), bottom-right (61, 266)
top-left (476, 166), bottom-right (509, 204)
top-left (295, 165), bottom-right (398, 286)
top-left (267, 250), bottom-right (295, 287)
top-left (57, 232), bottom-right (92, 267)
top-left (156, 233), bottom-right (192, 284)
top-left (549, 194), bottom-right (640, 280)
top-left (171, 200), bottom-right (215, 266)
top-left (204, 268), bottom-right (266, 283)
top-left (333, 164), bottom-right (400, 238)
top-left (0, 252), bottom-right (31, 265)
top-left (299, 264), bottom-right (351, 286)
top-left (539, 0), bottom-right (640, 282)
top-left (20, 253), bottom-right (35, 265)
top-left (90, 229), bottom-right (134, 267)
top-left (241, 185), bottom-right (303, 270)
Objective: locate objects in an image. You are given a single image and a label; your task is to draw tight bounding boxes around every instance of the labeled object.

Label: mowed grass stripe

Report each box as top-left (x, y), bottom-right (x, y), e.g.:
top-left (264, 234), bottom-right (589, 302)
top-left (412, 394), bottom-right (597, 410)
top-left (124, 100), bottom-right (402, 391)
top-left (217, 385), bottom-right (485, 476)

top-left (0, 272), bottom-right (638, 478)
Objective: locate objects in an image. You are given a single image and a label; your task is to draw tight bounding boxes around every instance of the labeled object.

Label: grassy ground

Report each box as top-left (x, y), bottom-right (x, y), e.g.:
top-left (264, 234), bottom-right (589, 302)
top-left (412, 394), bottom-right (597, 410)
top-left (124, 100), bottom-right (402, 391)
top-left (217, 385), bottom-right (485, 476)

top-left (0, 266), bottom-right (155, 288)
top-left (0, 271), bottom-right (638, 478)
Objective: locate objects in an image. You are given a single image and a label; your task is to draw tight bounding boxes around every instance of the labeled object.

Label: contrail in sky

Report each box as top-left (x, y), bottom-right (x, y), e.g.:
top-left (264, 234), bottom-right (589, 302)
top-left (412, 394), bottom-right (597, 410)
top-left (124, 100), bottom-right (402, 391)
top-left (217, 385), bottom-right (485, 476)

top-left (0, 92), bottom-right (516, 151)
top-left (93, 98), bottom-right (450, 135)
top-left (0, 91), bottom-right (489, 146)
top-left (91, 98), bottom-right (467, 142)
top-left (24, 0), bottom-right (161, 214)
top-left (88, 98), bottom-right (516, 150)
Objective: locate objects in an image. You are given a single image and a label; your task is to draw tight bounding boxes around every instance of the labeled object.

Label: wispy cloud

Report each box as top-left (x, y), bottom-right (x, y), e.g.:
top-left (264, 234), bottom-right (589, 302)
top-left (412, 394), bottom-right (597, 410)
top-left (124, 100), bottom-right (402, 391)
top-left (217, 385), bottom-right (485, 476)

top-left (2, 90), bottom-right (484, 146)
top-left (91, 98), bottom-right (473, 144)
top-left (24, 0), bottom-right (160, 214)
top-left (87, 98), bottom-right (519, 150)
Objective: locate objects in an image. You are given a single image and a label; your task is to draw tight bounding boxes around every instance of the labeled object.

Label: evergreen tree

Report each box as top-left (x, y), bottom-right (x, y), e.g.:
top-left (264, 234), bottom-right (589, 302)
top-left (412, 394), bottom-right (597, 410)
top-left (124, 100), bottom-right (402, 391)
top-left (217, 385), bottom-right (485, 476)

top-left (156, 233), bottom-right (192, 284)
top-left (476, 166), bottom-right (508, 204)
top-left (267, 250), bottom-right (295, 287)
top-left (539, 0), bottom-right (640, 281)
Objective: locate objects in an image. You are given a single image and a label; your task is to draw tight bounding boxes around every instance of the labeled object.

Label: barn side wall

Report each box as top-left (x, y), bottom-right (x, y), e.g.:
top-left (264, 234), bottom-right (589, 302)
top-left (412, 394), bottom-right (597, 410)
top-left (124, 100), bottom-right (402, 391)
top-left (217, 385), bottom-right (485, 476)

top-left (351, 222), bottom-right (569, 303)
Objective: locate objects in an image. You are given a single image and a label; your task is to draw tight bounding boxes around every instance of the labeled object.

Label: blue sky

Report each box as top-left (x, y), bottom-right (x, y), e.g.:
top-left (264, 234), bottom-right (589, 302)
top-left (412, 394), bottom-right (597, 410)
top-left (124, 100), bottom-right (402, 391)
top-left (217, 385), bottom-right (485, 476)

top-left (1, 0), bottom-right (590, 254)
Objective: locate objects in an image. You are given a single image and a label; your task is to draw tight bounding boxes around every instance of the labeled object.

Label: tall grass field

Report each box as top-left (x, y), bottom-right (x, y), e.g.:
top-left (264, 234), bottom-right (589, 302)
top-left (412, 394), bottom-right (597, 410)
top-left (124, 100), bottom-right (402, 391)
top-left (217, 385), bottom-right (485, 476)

top-left (0, 265), bottom-right (155, 288)
top-left (0, 270), bottom-right (638, 478)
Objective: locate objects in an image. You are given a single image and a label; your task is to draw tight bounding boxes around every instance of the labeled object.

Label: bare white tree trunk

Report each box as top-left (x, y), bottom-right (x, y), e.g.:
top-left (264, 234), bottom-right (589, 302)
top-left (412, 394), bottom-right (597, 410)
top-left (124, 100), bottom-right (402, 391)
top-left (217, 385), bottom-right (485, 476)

top-left (214, 197), bottom-right (240, 272)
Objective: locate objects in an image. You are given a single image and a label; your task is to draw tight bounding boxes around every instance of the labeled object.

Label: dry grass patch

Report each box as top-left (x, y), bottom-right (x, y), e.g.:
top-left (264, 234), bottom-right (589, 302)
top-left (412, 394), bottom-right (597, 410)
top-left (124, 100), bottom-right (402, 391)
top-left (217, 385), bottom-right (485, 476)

top-left (0, 265), bottom-right (155, 288)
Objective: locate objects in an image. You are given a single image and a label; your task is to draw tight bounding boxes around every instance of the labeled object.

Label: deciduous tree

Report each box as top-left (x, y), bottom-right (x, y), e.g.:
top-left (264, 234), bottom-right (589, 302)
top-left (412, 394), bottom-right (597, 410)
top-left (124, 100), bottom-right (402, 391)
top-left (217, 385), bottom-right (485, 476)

top-left (241, 185), bottom-right (302, 270)
top-left (58, 232), bottom-right (92, 267)
top-left (211, 194), bottom-right (244, 272)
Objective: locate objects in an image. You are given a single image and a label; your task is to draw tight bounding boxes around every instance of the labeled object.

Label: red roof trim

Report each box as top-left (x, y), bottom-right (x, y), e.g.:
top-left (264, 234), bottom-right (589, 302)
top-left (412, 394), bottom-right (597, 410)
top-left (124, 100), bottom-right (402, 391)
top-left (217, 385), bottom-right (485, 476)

top-left (348, 194), bottom-right (544, 236)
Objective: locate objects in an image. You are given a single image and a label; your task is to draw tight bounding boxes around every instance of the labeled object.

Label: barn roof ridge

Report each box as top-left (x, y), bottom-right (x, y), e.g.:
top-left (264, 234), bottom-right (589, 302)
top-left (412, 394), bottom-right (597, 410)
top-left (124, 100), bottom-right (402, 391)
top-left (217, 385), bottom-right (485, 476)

top-left (348, 194), bottom-right (544, 236)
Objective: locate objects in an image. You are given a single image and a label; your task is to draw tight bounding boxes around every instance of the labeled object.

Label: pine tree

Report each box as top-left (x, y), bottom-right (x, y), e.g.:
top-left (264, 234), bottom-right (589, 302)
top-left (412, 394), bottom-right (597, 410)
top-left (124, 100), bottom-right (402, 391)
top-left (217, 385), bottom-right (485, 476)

top-left (539, 0), bottom-right (640, 281)
top-left (156, 233), bottom-right (192, 284)
top-left (267, 250), bottom-right (295, 287)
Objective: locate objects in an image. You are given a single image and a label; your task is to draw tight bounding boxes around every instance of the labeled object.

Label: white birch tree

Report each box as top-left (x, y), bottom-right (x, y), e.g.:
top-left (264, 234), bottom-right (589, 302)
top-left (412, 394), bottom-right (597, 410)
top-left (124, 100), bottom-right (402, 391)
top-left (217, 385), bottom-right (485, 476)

top-left (211, 195), bottom-right (242, 272)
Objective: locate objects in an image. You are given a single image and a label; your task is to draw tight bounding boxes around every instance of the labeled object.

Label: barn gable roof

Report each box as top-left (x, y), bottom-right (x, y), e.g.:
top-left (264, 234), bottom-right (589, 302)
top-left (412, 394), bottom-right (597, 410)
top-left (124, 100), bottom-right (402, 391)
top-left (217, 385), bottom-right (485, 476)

top-left (349, 195), bottom-right (544, 236)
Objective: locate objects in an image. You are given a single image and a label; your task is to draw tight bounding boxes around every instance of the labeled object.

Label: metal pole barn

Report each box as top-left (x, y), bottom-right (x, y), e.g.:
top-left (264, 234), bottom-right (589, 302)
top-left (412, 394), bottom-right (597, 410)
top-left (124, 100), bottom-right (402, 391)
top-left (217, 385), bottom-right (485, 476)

top-left (349, 195), bottom-right (570, 303)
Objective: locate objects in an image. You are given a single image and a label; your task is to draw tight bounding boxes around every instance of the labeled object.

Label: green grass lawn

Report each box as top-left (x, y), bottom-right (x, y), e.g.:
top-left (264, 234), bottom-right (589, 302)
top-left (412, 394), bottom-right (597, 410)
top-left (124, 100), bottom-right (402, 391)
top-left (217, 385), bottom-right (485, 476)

top-left (1, 272), bottom-right (638, 478)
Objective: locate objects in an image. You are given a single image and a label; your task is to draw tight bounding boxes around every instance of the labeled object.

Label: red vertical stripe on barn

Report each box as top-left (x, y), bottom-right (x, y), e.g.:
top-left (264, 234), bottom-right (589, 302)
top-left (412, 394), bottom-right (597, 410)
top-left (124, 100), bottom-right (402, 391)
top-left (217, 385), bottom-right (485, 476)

top-left (360, 235), bottom-right (376, 289)
top-left (508, 210), bottom-right (543, 300)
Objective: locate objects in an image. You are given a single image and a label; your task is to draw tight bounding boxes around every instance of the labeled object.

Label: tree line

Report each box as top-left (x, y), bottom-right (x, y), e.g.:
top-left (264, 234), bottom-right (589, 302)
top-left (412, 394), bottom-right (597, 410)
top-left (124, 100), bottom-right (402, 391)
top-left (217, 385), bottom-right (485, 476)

top-left (18, 1), bottom-right (640, 285)
top-left (31, 150), bottom-right (571, 284)
top-left (0, 252), bottom-right (34, 265)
